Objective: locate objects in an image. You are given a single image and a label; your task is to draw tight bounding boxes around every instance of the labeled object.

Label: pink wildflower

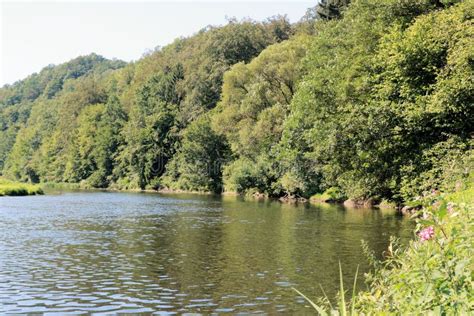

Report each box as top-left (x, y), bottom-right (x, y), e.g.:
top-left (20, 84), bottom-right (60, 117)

top-left (447, 202), bottom-right (455, 215)
top-left (418, 226), bottom-right (435, 241)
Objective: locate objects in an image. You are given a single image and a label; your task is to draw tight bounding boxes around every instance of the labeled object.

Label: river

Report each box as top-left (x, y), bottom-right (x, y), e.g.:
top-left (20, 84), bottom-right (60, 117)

top-left (0, 191), bottom-right (413, 314)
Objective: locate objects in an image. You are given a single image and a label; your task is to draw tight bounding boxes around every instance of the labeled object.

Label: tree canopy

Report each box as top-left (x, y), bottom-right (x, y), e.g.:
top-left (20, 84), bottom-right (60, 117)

top-left (0, 1), bottom-right (471, 203)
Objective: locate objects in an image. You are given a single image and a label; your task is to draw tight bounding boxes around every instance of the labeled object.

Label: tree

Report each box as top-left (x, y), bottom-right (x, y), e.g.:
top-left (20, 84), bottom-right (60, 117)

top-left (119, 73), bottom-right (179, 189)
top-left (162, 114), bottom-right (230, 193)
top-left (316, 0), bottom-right (351, 20)
top-left (212, 35), bottom-right (311, 195)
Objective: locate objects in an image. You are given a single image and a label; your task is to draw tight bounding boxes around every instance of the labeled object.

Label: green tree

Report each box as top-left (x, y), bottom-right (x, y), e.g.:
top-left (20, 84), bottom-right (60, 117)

top-left (212, 35), bottom-right (311, 195)
top-left (119, 73), bottom-right (178, 189)
top-left (163, 115), bottom-right (230, 193)
top-left (280, 0), bottom-right (472, 201)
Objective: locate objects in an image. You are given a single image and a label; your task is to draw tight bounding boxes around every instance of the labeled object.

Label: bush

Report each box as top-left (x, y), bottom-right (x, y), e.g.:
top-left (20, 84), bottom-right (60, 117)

top-left (86, 169), bottom-right (108, 188)
top-left (223, 158), bottom-right (260, 194)
top-left (145, 177), bottom-right (162, 191)
top-left (355, 188), bottom-right (473, 314)
top-left (400, 139), bottom-right (472, 201)
top-left (296, 183), bottom-right (473, 314)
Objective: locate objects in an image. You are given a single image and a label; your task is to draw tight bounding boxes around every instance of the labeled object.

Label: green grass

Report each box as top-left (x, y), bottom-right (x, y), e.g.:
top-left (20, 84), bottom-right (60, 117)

top-left (444, 186), bottom-right (474, 205)
top-left (41, 181), bottom-right (81, 190)
top-left (0, 179), bottom-right (44, 196)
top-left (310, 187), bottom-right (345, 203)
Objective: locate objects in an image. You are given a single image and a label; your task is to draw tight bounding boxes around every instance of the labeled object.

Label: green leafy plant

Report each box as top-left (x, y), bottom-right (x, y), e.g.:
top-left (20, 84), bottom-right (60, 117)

top-left (356, 187), bottom-right (473, 314)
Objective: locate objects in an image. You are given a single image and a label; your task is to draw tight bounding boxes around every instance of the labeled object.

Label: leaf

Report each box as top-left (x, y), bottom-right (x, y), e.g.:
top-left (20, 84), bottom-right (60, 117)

top-left (292, 287), bottom-right (328, 316)
top-left (437, 200), bottom-right (447, 220)
top-left (418, 219), bottom-right (434, 226)
top-left (339, 261), bottom-right (347, 316)
top-left (351, 265), bottom-right (360, 316)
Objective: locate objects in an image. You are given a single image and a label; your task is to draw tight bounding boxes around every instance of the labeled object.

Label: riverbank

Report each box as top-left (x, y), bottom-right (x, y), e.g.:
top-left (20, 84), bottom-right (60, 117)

top-left (31, 181), bottom-right (412, 211)
top-left (300, 180), bottom-right (474, 314)
top-left (0, 179), bottom-right (43, 196)
top-left (356, 185), bottom-right (473, 313)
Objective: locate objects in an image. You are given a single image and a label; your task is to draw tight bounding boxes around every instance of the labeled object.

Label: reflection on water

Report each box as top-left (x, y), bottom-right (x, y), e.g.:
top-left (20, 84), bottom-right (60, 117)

top-left (0, 191), bottom-right (413, 314)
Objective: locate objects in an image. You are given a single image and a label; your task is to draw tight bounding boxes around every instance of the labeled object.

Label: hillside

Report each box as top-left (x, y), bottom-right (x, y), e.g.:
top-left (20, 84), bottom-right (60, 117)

top-left (0, 0), bottom-right (472, 205)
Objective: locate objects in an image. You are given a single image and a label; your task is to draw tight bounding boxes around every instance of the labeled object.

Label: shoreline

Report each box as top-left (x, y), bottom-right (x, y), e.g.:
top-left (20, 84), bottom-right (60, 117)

top-left (41, 182), bottom-right (410, 213)
top-left (11, 180), bottom-right (431, 216)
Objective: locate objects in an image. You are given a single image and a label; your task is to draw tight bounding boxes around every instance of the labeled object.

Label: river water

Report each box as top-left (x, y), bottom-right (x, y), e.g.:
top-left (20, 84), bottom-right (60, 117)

top-left (0, 191), bottom-right (413, 314)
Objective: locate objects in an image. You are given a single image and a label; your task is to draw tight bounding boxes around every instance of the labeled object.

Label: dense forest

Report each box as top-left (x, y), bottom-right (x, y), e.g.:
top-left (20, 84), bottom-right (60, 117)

top-left (0, 0), bottom-right (472, 204)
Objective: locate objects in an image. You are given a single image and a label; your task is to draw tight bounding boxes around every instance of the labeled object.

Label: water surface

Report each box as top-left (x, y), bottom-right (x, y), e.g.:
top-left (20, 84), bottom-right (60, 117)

top-left (0, 191), bottom-right (413, 314)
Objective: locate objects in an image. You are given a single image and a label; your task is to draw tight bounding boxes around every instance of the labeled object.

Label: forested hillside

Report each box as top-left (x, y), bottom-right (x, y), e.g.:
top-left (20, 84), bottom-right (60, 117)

top-left (1, 0), bottom-right (472, 204)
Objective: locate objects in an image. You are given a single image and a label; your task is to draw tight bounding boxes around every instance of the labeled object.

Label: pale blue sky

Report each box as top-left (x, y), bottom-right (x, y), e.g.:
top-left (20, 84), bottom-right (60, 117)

top-left (0, 1), bottom-right (314, 86)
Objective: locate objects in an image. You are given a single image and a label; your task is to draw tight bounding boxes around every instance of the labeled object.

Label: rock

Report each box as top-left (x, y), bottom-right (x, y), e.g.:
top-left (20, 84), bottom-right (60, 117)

top-left (252, 192), bottom-right (266, 200)
top-left (400, 205), bottom-right (419, 215)
top-left (279, 195), bottom-right (307, 204)
top-left (363, 198), bottom-right (375, 208)
top-left (378, 200), bottom-right (398, 209)
top-left (343, 198), bottom-right (377, 208)
top-left (344, 199), bottom-right (357, 208)
top-left (309, 197), bottom-right (327, 203)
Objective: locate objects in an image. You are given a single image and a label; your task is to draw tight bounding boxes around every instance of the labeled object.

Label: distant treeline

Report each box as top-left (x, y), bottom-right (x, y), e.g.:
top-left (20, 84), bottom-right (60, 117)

top-left (0, 0), bottom-right (472, 203)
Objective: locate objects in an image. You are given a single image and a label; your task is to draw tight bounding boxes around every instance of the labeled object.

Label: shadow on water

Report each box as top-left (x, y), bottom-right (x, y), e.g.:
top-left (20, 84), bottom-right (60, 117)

top-left (0, 191), bottom-right (413, 314)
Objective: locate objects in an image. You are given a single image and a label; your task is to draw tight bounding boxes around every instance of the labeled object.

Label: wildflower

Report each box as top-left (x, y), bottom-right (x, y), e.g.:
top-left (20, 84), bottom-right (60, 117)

top-left (418, 226), bottom-right (435, 241)
top-left (447, 202), bottom-right (455, 215)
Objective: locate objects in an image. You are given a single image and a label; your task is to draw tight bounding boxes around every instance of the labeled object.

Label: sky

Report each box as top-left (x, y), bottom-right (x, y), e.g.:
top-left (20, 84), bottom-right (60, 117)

top-left (0, 1), bottom-right (314, 86)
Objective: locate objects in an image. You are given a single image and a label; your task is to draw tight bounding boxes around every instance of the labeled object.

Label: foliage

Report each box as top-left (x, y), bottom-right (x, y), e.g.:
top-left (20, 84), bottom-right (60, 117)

top-left (354, 185), bottom-right (474, 314)
top-left (0, 1), bottom-right (471, 206)
top-left (162, 114), bottom-right (230, 193)
top-left (222, 158), bottom-right (262, 194)
top-left (295, 180), bottom-right (473, 314)
top-left (311, 187), bottom-right (346, 203)
top-left (399, 138), bottom-right (473, 200)
top-left (0, 18), bottom-right (292, 191)
top-left (316, 0), bottom-right (351, 20)
top-left (213, 35), bottom-right (311, 196)
top-left (0, 54), bottom-right (123, 175)
top-left (213, 35), bottom-right (310, 158)
top-left (293, 262), bottom-right (360, 316)
top-left (119, 75), bottom-right (179, 189)
top-left (279, 0), bottom-right (472, 201)
top-left (0, 2), bottom-right (472, 313)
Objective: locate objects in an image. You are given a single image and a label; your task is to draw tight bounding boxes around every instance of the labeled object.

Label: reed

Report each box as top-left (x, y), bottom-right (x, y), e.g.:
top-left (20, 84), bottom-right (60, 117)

top-left (293, 262), bottom-right (359, 316)
top-left (0, 179), bottom-right (43, 196)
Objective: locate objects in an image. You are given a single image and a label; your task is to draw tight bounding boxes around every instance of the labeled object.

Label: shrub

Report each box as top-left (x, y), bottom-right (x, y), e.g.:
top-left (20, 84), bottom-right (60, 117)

top-left (295, 183), bottom-right (473, 314)
top-left (400, 139), bottom-right (472, 201)
top-left (355, 187), bottom-right (473, 313)
top-left (223, 158), bottom-right (260, 194)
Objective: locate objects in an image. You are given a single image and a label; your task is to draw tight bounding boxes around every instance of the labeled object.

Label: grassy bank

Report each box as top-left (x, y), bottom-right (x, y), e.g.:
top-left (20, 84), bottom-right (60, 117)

top-left (355, 186), bottom-right (473, 314)
top-left (298, 180), bottom-right (473, 314)
top-left (0, 179), bottom-right (44, 196)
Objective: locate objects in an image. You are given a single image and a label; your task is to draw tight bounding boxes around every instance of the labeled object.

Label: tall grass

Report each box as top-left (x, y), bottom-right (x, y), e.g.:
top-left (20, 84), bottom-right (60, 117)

top-left (0, 178), bottom-right (43, 196)
top-left (293, 262), bottom-right (359, 316)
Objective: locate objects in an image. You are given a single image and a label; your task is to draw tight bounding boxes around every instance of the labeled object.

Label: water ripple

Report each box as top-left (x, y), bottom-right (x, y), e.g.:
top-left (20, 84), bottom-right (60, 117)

top-left (0, 191), bottom-right (413, 314)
